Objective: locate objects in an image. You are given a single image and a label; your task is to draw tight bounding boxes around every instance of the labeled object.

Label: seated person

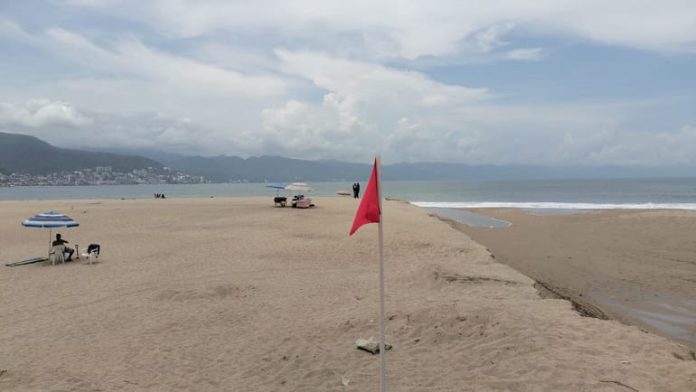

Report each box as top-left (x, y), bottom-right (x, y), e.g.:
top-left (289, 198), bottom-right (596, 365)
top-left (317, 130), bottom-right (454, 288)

top-left (52, 233), bottom-right (75, 261)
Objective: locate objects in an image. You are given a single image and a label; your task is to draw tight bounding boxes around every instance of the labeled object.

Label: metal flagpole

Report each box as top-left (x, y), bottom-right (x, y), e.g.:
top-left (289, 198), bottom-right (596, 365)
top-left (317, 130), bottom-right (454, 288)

top-left (376, 155), bottom-right (386, 392)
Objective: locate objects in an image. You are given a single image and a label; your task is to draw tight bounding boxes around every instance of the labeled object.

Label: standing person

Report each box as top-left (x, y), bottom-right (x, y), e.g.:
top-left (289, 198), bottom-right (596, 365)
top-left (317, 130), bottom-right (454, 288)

top-left (355, 182), bottom-right (360, 198)
top-left (352, 182), bottom-right (358, 198)
top-left (52, 233), bottom-right (75, 261)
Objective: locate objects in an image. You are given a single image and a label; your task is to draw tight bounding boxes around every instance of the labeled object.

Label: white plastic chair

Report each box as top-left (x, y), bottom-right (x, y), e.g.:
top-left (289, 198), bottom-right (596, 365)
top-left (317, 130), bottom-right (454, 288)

top-left (49, 244), bottom-right (66, 265)
top-left (81, 250), bottom-right (99, 265)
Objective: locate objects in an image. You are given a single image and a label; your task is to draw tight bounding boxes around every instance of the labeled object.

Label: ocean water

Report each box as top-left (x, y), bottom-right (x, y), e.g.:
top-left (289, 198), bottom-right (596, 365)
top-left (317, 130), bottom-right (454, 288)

top-left (405, 178), bottom-right (696, 210)
top-left (3, 178), bottom-right (696, 210)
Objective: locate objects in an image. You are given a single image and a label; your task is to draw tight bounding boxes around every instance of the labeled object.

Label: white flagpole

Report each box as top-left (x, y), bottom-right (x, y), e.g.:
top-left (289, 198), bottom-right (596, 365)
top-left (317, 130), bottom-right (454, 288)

top-left (376, 155), bottom-right (386, 392)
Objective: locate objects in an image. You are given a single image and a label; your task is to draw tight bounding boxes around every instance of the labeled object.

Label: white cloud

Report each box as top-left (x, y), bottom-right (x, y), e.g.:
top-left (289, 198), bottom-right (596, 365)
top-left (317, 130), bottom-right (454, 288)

top-left (63, 1), bottom-right (696, 57)
top-left (538, 1), bottom-right (696, 53)
top-left (0, 101), bottom-right (235, 156)
top-left (473, 23), bottom-right (515, 52)
top-left (0, 99), bottom-right (92, 128)
top-left (579, 125), bottom-right (696, 166)
top-left (0, 18), bottom-right (35, 42)
top-left (0, 24), bottom-right (291, 142)
top-left (1, 2), bottom-right (695, 166)
top-left (257, 50), bottom-right (490, 161)
top-left (4, 93), bottom-right (696, 166)
top-left (275, 50), bottom-right (488, 106)
top-left (43, 28), bottom-right (287, 98)
top-left (504, 47), bottom-right (543, 61)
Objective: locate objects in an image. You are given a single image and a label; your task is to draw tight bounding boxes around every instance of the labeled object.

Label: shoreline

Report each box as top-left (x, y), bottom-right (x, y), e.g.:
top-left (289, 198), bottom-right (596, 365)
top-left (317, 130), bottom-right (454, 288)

top-left (430, 211), bottom-right (613, 320)
top-left (446, 208), bottom-right (696, 349)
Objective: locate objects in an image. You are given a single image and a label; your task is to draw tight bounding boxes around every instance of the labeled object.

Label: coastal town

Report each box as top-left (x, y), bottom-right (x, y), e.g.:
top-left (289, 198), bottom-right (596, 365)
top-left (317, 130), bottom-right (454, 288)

top-left (0, 166), bottom-right (208, 187)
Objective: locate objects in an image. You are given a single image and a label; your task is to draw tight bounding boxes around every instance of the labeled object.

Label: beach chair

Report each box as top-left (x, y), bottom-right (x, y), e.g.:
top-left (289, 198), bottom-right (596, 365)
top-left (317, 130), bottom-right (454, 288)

top-left (81, 250), bottom-right (99, 264)
top-left (49, 244), bottom-right (66, 265)
top-left (81, 244), bottom-right (100, 265)
top-left (292, 195), bottom-right (314, 208)
top-left (274, 196), bottom-right (287, 207)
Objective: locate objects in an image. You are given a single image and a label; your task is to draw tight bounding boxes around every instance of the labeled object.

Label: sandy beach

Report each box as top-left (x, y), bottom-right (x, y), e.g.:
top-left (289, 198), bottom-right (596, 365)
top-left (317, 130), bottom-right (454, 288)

top-left (453, 209), bottom-right (696, 349)
top-left (1, 198), bottom-right (695, 391)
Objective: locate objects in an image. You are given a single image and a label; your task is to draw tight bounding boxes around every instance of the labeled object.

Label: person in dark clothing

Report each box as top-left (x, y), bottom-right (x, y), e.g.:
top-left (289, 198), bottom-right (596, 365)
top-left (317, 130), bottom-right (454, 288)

top-left (355, 182), bottom-right (360, 198)
top-left (352, 182), bottom-right (358, 198)
top-left (52, 233), bottom-right (75, 261)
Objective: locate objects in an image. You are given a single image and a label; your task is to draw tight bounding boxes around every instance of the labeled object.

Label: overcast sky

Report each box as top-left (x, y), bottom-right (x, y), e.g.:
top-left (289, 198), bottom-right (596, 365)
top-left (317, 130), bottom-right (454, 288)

top-left (1, 1), bottom-right (695, 165)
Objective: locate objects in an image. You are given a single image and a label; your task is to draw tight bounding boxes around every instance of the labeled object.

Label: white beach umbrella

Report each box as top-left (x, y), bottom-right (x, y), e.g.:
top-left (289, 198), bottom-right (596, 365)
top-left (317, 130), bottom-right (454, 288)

top-left (284, 182), bottom-right (313, 193)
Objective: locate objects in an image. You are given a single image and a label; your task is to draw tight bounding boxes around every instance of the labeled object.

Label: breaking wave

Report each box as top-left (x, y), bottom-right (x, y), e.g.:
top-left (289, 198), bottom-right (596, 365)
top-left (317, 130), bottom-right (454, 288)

top-left (410, 202), bottom-right (696, 211)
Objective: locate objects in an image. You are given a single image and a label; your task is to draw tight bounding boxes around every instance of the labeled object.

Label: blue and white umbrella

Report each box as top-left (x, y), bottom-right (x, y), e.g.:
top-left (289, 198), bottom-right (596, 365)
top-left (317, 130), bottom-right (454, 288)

top-left (22, 211), bottom-right (79, 257)
top-left (265, 182), bottom-right (287, 197)
top-left (22, 211), bottom-right (79, 228)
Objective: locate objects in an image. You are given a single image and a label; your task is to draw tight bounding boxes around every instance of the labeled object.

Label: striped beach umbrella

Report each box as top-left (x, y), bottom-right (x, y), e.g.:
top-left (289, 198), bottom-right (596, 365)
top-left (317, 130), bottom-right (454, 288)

top-left (22, 211), bottom-right (79, 228)
top-left (22, 212), bottom-right (79, 258)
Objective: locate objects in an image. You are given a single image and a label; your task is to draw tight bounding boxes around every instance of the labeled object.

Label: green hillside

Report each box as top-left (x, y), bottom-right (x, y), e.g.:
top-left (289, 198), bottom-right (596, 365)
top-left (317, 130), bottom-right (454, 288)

top-left (0, 132), bottom-right (163, 174)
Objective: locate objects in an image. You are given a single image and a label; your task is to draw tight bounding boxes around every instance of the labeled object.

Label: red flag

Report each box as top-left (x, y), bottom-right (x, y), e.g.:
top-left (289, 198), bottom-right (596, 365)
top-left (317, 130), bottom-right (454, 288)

top-left (349, 159), bottom-right (381, 235)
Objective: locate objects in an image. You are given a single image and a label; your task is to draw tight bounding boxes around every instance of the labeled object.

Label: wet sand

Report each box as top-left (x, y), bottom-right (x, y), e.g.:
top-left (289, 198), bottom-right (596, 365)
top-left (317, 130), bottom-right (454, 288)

top-left (451, 208), bottom-right (696, 349)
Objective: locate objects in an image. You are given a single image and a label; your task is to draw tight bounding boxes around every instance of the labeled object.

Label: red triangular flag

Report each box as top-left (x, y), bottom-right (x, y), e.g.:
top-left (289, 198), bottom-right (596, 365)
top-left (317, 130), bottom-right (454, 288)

top-left (349, 159), bottom-right (381, 235)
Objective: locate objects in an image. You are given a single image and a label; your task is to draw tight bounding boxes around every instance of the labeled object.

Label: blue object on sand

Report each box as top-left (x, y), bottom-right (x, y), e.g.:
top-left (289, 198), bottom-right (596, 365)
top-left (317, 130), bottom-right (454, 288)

top-left (5, 257), bottom-right (48, 267)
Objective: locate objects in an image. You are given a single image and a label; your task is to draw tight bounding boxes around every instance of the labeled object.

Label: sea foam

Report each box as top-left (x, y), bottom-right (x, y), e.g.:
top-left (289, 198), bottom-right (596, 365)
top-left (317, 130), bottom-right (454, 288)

top-left (410, 202), bottom-right (696, 211)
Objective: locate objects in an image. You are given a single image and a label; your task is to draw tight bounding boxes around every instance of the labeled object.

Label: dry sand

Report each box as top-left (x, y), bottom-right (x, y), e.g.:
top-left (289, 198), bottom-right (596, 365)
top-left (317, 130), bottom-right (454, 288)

top-left (1, 198), bottom-right (695, 391)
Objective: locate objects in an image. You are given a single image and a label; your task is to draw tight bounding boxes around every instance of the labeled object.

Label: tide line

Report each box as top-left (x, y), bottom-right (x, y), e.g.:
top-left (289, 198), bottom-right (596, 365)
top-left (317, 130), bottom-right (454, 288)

top-left (410, 201), bottom-right (696, 211)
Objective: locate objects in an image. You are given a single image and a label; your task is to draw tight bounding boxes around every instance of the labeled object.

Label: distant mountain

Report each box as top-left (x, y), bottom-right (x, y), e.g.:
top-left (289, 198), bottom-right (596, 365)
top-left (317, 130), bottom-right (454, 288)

top-left (0, 132), bottom-right (163, 175)
top-left (161, 155), bottom-right (369, 182)
top-left (42, 137), bottom-right (696, 182)
top-left (93, 147), bottom-right (189, 164)
top-left (158, 154), bottom-right (696, 182)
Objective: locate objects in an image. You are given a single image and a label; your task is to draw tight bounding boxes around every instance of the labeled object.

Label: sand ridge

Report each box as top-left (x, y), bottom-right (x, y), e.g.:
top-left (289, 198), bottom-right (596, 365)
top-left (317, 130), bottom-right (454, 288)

top-left (1, 198), bottom-right (695, 391)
